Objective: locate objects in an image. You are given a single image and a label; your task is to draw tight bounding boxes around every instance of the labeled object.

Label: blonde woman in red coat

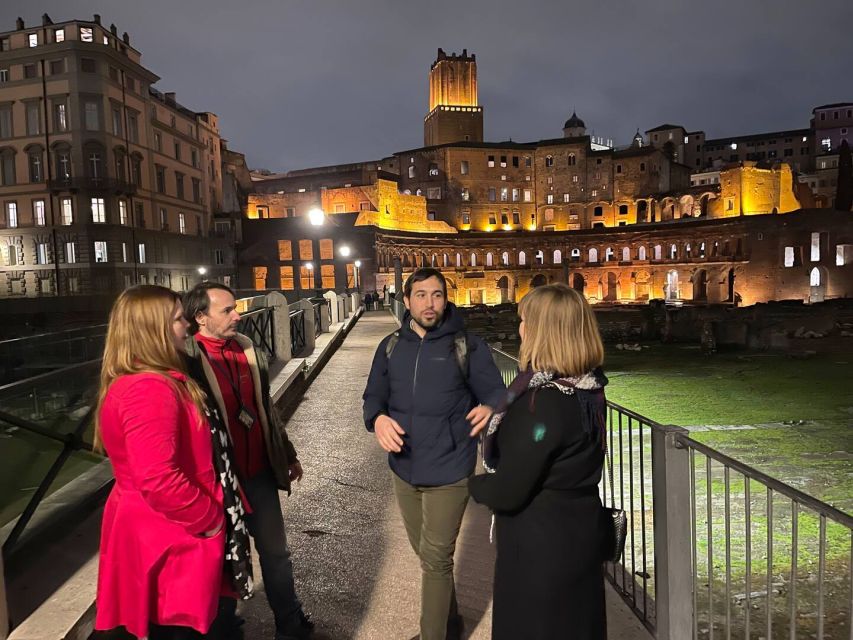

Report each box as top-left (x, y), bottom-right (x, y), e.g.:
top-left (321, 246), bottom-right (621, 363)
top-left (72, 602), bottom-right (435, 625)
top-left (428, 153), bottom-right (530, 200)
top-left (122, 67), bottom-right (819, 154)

top-left (93, 285), bottom-right (226, 640)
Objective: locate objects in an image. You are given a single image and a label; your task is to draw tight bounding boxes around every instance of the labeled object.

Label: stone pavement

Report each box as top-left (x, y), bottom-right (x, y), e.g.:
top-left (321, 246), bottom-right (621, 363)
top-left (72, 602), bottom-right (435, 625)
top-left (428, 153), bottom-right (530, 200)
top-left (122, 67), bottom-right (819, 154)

top-left (238, 310), bottom-right (652, 639)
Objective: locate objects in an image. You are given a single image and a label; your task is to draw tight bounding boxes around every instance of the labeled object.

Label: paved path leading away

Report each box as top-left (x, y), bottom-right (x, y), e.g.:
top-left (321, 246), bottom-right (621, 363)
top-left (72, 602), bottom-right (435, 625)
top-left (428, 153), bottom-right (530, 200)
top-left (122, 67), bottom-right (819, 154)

top-left (238, 310), bottom-right (653, 639)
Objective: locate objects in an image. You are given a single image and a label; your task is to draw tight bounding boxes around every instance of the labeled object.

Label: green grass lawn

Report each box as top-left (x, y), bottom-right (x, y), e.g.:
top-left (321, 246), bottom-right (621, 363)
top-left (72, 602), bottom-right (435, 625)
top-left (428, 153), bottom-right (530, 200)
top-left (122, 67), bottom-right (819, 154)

top-left (604, 344), bottom-right (853, 512)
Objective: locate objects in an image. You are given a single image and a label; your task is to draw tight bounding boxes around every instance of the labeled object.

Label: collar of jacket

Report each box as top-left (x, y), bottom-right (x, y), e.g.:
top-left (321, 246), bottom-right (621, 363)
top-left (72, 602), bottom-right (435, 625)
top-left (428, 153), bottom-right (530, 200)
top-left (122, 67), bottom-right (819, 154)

top-left (400, 301), bottom-right (465, 341)
top-left (184, 333), bottom-right (272, 438)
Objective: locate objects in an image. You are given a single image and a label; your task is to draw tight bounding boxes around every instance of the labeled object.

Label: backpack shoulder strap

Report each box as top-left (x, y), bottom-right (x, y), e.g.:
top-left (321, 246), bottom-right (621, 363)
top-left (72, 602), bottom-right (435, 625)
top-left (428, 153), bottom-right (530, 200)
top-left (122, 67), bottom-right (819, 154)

top-left (453, 330), bottom-right (470, 378)
top-left (385, 331), bottom-right (400, 361)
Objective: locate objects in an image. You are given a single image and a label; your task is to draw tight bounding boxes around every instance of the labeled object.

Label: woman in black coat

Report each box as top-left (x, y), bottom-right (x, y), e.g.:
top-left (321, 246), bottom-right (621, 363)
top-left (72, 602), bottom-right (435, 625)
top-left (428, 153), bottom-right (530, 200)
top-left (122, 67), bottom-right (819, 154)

top-left (469, 283), bottom-right (608, 640)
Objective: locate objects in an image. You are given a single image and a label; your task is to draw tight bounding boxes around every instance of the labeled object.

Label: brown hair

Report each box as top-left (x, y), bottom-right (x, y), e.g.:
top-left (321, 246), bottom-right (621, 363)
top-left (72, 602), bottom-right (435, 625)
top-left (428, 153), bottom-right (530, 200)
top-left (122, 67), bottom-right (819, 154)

top-left (94, 285), bottom-right (205, 448)
top-left (517, 283), bottom-right (604, 376)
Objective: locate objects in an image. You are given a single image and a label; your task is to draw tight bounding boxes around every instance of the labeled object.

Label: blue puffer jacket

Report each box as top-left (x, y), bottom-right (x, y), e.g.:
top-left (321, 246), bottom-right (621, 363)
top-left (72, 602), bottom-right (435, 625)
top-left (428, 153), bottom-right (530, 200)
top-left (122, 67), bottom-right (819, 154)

top-left (362, 303), bottom-right (507, 486)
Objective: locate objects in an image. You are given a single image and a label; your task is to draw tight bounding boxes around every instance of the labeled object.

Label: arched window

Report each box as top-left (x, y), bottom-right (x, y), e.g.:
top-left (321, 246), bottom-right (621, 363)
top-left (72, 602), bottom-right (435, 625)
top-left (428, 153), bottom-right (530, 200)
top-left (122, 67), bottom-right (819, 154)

top-left (545, 155), bottom-right (554, 167)
top-left (588, 248), bottom-right (598, 263)
top-left (622, 247), bottom-right (630, 261)
top-left (518, 251), bottom-right (527, 266)
top-left (571, 248), bottom-right (581, 261)
top-left (605, 247), bottom-right (614, 262)
top-left (470, 252), bottom-right (477, 267)
top-left (443, 253), bottom-right (449, 267)
top-left (638, 246), bottom-right (647, 261)
top-left (670, 244), bottom-right (678, 259)
top-left (130, 152), bottom-right (143, 185)
top-left (568, 154), bottom-right (576, 166)
top-left (113, 147), bottom-right (127, 182)
top-left (654, 244), bottom-right (662, 260)
top-left (685, 243), bottom-right (692, 258)
top-left (486, 252), bottom-right (494, 267)
top-left (456, 252), bottom-right (461, 267)
top-left (810, 267), bottom-right (821, 287)
top-left (553, 249), bottom-right (562, 264)
top-left (501, 251), bottom-right (509, 266)
top-left (26, 145), bottom-right (44, 183)
top-left (535, 250), bottom-right (544, 265)
top-left (84, 143), bottom-right (105, 180)
top-left (53, 143), bottom-right (72, 181)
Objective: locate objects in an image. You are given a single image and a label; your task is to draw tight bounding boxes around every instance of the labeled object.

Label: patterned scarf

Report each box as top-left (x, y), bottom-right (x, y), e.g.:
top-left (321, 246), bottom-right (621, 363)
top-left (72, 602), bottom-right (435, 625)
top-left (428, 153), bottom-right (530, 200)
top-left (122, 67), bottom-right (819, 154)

top-left (203, 402), bottom-right (255, 600)
top-left (481, 367), bottom-right (608, 473)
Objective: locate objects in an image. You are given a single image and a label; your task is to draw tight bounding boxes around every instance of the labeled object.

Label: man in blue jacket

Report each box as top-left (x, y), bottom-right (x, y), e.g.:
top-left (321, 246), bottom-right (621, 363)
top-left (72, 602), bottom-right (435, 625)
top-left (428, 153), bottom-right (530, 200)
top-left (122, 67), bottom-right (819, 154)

top-left (363, 268), bottom-right (506, 640)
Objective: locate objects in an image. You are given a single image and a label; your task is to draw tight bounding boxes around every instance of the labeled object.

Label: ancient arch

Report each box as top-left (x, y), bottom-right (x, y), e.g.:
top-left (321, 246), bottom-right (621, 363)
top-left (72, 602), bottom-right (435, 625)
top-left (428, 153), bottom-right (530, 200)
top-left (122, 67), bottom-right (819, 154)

top-left (665, 269), bottom-right (679, 301)
top-left (531, 273), bottom-right (547, 288)
top-left (604, 272), bottom-right (618, 301)
top-left (571, 273), bottom-right (585, 294)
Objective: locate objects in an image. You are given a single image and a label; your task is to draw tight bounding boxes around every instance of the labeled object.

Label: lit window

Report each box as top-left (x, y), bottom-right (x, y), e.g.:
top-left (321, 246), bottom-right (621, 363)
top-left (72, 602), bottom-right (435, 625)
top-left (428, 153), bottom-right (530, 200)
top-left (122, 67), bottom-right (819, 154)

top-left (60, 197), bottom-right (73, 225)
top-left (546, 194), bottom-right (554, 204)
top-left (810, 267), bottom-right (821, 287)
top-left (94, 241), bottom-right (108, 263)
top-left (730, 143), bottom-right (737, 150)
top-left (563, 193), bottom-right (570, 203)
top-left (54, 28), bottom-right (65, 43)
top-left (80, 27), bottom-right (94, 42)
top-left (784, 246), bottom-right (795, 267)
top-left (821, 138), bottom-right (831, 150)
top-left (460, 160), bottom-right (469, 175)
top-left (28, 33), bottom-right (38, 47)
top-left (91, 197), bottom-right (106, 223)
top-left (138, 243), bottom-right (147, 263)
top-left (179, 213), bottom-right (186, 234)
top-left (810, 232), bottom-right (820, 262)
top-left (65, 242), bottom-right (77, 263)
top-left (33, 200), bottom-right (45, 226)
top-left (6, 202), bottom-right (17, 228)
top-left (36, 242), bottom-right (49, 264)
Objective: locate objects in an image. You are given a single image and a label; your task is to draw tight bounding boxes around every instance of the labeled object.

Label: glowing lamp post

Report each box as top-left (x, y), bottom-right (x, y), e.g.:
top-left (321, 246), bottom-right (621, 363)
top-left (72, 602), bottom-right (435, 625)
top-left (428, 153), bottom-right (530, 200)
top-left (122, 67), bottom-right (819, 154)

top-left (339, 245), bottom-right (351, 258)
top-left (308, 207), bottom-right (325, 226)
top-left (354, 259), bottom-right (362, 292)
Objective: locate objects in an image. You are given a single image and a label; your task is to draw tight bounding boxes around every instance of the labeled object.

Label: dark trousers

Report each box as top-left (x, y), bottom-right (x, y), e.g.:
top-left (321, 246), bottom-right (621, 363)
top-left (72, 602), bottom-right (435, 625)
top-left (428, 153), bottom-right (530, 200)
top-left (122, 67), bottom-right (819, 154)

top-left (94, 624), bottom-right (203, 639)
top-left (243, 466), bottom-right (302, 631)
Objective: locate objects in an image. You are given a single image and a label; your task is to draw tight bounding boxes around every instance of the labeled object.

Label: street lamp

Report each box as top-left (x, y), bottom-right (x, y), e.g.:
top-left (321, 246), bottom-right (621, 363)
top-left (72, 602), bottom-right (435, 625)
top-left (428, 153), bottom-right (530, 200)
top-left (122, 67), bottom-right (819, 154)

top-left (197, 267), bottom-right (207, 275)
top-left (354, 259), bottom-right (362, 291)
top-left (308, 207), bottom-right (325, 226)
top-left (339, 245), bottom-right (351, 257)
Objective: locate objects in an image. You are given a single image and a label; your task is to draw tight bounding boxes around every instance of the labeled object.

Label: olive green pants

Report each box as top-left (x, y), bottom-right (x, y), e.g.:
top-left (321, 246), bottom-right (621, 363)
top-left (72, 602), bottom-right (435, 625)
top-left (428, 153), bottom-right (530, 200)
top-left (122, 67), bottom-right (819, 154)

top-left (392, 473), bottom-right (469, 640)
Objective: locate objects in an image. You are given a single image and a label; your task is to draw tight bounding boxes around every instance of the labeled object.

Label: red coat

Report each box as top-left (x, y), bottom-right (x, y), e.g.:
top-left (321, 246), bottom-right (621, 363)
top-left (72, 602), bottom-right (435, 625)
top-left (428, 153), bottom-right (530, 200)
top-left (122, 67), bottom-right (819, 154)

top-left (95, 371), bottom-right (225, 638)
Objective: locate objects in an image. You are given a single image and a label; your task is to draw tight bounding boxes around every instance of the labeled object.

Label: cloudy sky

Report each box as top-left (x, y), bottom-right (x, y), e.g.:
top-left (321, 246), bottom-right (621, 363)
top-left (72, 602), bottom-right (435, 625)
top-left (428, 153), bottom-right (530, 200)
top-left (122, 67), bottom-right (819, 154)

top-left (7, 1), bottom-right (852, 171)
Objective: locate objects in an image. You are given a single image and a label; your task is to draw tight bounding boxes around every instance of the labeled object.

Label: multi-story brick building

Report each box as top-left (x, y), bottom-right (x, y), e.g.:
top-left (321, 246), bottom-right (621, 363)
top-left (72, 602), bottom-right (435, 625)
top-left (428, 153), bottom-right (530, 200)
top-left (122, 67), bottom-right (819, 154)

top-left (239, 46), bottom-right (851, 308)
top-left (0, 14), bottom-right (234, 303)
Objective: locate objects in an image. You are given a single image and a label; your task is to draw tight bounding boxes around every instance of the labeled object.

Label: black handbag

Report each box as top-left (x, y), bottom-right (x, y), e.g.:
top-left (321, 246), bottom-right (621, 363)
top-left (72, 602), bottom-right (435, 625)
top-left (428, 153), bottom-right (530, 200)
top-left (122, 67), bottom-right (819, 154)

top-left (601, 452), bottom-right (628, 563)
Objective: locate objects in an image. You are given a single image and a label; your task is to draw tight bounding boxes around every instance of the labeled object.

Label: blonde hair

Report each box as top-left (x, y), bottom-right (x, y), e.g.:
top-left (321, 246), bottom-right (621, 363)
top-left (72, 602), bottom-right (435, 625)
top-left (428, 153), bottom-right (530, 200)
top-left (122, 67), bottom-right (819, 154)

top-left (95, 285), bottom-right (206, 449)
top-left (517, 283), bottom-right (604, 376)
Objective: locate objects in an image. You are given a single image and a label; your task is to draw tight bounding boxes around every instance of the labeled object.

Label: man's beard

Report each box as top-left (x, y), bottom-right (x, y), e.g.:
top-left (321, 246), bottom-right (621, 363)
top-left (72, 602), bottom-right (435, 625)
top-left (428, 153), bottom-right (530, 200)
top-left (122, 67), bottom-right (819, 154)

top-left (412, 310), bottom-right (443, 332)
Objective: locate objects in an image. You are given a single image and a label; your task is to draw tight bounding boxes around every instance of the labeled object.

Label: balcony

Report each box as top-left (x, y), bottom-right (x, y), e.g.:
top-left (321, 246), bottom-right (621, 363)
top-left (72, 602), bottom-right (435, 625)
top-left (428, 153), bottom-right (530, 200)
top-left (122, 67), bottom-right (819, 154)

top-left (48, 178), bottom-right (138, 196)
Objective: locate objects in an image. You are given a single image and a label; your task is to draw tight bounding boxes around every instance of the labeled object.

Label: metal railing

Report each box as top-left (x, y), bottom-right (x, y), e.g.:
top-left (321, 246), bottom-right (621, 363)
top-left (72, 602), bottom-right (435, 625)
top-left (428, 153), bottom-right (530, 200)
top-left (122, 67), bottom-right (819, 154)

top-left (488, 349), bottom-right (853, 640)
top-left (0, 325), bottom-right (108, 384)
top-left (290, 309), bottom-right (306, 356)
top-left (0, 360), bottom-right (102, 556)
top-left (237, 307), bottom-right (275, 361)
top-left (390, 296), bottom-right (406, 325)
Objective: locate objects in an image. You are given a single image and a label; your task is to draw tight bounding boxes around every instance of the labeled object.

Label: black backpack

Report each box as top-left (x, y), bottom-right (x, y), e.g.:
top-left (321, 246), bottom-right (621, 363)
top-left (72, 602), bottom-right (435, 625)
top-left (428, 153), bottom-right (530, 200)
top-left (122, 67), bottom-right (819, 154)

top-left (385, 330), bottom-right (470, 379)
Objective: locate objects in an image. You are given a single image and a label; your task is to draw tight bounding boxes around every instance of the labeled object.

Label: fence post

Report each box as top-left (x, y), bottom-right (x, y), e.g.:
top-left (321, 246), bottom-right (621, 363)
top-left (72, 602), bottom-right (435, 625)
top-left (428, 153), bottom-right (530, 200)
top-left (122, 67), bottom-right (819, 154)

top-left (324, 291), bottom-right (340, 325)
top-left (265, 291), bottom-right (291, 363)
top-left (652, 424), bottom-right (694, 640)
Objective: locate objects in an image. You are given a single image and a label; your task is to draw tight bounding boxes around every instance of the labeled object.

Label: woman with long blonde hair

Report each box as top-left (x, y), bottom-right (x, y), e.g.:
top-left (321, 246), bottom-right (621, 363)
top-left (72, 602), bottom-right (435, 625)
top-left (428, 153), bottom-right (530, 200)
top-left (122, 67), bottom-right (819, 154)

top-left (469, 283), bottom-right (608, 639)
top-left (93, 285), bottom-right (228, 640)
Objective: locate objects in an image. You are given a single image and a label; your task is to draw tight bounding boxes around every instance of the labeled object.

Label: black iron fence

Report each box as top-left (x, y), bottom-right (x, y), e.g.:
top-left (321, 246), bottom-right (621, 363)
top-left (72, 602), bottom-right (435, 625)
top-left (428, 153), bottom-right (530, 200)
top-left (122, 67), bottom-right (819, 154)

top-left (488, 349), bottom-right (853, 640)
top-left (237, 307), bottom-right (275, 361)
top-left (290, 309), bottom-right (306, 357)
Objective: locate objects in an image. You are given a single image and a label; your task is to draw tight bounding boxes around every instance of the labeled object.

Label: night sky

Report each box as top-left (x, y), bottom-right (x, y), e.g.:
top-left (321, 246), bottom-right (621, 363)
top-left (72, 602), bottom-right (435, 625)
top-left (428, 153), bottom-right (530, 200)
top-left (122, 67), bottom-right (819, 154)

top-left (7, 1), bottom-right (852, 172)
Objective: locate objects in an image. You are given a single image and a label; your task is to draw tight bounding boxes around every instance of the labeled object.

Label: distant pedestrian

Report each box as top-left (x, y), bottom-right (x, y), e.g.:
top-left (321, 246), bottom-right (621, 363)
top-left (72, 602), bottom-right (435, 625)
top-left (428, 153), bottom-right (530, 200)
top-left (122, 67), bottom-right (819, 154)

top-left (364, 291), bottom-right (374, 311)
top-left (94, 285), bottom-right (238, 640)
top-left (183, 283), bottom-right (313, 640)
top-left (469, 283), bottom-right (608, 640)
top-left (374, 291), bottom-right (383, 311)
top-left (363, 268), bottom-right (506, 640)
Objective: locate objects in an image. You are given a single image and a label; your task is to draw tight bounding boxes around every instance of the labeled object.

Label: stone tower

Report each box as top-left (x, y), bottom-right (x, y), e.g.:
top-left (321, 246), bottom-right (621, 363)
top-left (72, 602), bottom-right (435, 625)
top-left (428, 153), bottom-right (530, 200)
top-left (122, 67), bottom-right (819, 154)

top-left (423, 48), bottom-right (483, 146)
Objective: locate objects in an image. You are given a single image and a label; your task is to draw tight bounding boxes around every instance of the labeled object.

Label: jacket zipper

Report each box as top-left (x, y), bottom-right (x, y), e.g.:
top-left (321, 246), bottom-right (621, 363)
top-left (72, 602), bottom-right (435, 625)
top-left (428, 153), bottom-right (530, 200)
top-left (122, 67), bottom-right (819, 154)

top-left (412, 338), bottom-right (424, 396)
